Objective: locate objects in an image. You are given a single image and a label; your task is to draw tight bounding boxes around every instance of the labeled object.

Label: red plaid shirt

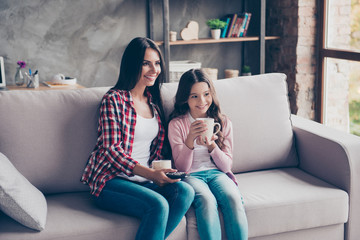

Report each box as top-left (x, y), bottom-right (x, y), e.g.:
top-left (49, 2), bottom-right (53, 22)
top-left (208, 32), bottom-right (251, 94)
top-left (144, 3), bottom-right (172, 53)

top-left (81, 89), bottom-right (165, 196)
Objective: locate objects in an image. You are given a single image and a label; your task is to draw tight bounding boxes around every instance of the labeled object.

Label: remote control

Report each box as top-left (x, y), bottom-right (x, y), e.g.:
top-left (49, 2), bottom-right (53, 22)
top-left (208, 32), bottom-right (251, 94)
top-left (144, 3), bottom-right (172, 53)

top-left (166, 172), bottom-right (188, 179)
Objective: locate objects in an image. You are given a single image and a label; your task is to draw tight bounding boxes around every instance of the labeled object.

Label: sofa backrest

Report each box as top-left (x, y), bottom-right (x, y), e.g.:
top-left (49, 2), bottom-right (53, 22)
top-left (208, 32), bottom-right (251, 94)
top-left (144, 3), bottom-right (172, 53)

top-left (0, 87), bottom-right (109, 194)
top-left (161, 73), bottom-right (298, 173)
top-left (0, 73), bottom-right (297, 195)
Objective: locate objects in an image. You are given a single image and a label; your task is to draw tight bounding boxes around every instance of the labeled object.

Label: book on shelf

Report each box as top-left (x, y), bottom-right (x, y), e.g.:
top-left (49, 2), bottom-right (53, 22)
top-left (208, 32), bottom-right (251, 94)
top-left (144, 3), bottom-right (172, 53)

top-left (226, 13), bottom-right (238, 38)
top-left (231, 17), bottom-right (240, 37)
top-left (243, 13), bottom-right (252, 37)
top-left (234, 16), bottom-right (245, 37)
top-left (221, 17), bottom-right (231, 38)
top-left (220, 12), bottom-right (252, 38)
top-left (238, 13), bottom-right (247, 37)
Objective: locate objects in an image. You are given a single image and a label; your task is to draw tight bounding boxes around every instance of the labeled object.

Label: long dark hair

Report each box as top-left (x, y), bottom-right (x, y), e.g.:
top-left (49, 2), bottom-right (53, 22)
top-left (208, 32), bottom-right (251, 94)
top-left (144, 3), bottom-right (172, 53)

top-left (113, 37), bottom-right (170, 159)
top-left (169, 69), bottom-right (225, 149)
top-left (113, 37), bottom-right (166, 120)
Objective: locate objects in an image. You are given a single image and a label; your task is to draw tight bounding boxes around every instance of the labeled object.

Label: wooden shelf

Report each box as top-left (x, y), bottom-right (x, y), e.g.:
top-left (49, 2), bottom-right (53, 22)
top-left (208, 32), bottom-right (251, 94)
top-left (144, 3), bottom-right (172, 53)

top-left (7, 83), bottom-right (85, 91)
top-left (155, 36), bottom-right (280, 46)
top-left (153, 0), bottom-right (273, 79)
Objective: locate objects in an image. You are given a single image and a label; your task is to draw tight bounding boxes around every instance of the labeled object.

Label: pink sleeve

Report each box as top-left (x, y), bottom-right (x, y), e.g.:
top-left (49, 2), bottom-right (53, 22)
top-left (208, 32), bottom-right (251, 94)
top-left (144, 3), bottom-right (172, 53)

top-left (210, 116), bottom-right (233, 173)
top-left (168, 118), bottom-right (194, 172)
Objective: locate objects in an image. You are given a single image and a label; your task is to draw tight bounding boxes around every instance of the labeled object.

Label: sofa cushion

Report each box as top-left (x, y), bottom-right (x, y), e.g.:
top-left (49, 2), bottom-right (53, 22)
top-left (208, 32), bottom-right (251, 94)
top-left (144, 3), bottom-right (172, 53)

top-left (0, 87), bottom-right (109, 194)
top-left (0, 192), bottom-right (187, 240)
top-left (161, 73), bottom-right (298, 173)
top-left (0, 152), bottom-right (47, 231)
top-left (185, 168), bottom-right (349, 239)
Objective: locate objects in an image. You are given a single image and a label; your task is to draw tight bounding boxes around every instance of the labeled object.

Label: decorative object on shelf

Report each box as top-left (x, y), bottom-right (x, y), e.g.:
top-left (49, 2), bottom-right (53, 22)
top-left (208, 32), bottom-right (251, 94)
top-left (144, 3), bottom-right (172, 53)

top-left (206, 18), bottom-right (227, 40)
top-left (14, 61), bottom-right (26, 86)
top-left (180, 21), bottom-right (199, 41)
top-left (170, 31), bottom-right (177, 42)
top-left (169, 60), bottom-right (201, 82)
top-left (50, 73), bottom-right (77, 85)
top-left (211, 29), bottom-right (221, 40)
top-left (225, 69), bottom-right (239, 78)
top-left (202, 68), bottom-right (218, 81)
top-left (26, 70), bottom-right (39, 88)
top-left (52, 73), bottom-right (66, 82)
top-left (242, 65), bottom-right (252, 76)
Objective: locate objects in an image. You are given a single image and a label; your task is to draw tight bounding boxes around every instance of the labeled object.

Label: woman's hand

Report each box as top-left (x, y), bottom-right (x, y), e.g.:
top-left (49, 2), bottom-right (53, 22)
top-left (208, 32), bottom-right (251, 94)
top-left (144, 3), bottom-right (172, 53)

top-left (185, 120), bottom-right (207, 149)
top-left (150, 169), bottom-right (180, 186)
top-left (133, 164), bottom-right (180, 186)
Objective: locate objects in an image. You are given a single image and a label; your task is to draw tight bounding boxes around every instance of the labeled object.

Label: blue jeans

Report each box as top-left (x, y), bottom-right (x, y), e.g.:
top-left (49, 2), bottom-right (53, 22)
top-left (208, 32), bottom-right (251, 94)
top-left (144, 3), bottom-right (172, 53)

top-left (185, 169), bottom-right (248, 240)
top-left (95, 178), bottom-right (195, 240)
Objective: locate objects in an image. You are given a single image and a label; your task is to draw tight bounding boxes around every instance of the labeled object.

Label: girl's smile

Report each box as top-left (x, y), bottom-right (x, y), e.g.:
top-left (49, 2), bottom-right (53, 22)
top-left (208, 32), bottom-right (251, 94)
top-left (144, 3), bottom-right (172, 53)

top-left (188, 82), bottom-right (213, 119)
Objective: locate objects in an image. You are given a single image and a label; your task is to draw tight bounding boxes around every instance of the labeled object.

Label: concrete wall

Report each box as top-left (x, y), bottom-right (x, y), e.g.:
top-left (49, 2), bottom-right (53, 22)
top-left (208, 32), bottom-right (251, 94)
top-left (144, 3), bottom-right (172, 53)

top-left (0, 0), bottom-right (253, 87)
top-left (0, 0), bottom-right (147, 87)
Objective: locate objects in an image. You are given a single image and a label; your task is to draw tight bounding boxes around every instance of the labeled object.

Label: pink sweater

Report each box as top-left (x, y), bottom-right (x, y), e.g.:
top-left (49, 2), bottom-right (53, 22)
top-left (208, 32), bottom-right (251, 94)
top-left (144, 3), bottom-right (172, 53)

top-left (168, 114), bottom-right (237, 184)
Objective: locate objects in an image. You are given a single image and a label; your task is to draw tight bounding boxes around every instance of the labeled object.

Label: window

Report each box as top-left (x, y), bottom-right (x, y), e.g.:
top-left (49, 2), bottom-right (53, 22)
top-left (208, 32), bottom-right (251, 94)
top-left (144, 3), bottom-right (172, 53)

top-left (318, 0), bottom-right (360, 136)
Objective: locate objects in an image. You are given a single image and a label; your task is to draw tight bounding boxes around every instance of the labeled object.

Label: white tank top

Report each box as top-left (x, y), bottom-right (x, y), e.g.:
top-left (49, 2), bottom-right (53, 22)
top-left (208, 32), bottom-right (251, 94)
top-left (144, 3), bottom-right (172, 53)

top-left (119, 114), bottom-right (159, 182)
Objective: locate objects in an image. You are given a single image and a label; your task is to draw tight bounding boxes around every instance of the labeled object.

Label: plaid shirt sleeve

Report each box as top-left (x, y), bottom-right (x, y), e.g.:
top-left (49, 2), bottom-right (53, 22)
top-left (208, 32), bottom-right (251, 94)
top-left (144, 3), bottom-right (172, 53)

top-left (98, 92), bottom-right (139, 175)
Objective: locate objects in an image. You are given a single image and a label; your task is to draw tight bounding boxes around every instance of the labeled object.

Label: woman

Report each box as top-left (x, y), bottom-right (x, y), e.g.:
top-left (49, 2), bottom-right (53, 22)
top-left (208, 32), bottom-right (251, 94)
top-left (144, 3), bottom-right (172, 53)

top-left (168, 69), bottom-right (248, 240)
top-left (81, 37), bottom-right (194, 240)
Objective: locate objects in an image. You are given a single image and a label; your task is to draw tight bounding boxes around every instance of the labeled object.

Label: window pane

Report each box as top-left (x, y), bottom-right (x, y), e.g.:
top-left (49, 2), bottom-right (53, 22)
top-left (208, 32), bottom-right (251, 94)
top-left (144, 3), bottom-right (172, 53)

top-left (326, 0), bottom-right (360, 52)
top-left (323, 57), bottom-right (360, 136)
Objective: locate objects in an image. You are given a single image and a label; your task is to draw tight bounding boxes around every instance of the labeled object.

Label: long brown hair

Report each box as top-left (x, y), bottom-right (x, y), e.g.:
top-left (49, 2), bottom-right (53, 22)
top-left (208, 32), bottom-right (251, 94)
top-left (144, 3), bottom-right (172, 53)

top-left (169, 69), bottom-right (225, 149)
top-left (113, 37), bottom-right (171, 159)
top-left (113, 37), bottom-right (166, 122)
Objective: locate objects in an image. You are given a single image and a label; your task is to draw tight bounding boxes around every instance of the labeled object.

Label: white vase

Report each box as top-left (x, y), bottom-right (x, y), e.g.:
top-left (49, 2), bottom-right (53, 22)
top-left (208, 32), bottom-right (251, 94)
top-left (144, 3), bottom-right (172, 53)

top-left (211, 29), bottom-right (221, 40)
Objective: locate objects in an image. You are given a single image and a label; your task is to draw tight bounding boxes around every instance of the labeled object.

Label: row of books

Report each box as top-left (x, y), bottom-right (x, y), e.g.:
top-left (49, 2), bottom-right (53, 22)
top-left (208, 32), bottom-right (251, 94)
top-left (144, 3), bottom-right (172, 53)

top-left (221, 12), bottom-right (252, 38)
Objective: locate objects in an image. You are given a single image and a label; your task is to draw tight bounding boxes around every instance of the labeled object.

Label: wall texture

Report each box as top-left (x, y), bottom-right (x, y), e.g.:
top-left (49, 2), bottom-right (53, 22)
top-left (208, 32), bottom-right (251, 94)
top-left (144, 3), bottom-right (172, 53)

top-left (0, 0), bottom-right (147, 87)
top-left (267, 0), bottom-right (318, 120)
top-left (0, 0), bottom-right (252, 87)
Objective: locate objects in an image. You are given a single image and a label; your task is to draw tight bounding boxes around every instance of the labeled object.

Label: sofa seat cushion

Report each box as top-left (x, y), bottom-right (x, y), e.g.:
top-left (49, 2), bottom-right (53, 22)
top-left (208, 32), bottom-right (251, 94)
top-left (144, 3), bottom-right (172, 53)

top-left (186, 168), bottom-right (348, 239)
top-left (0, 192), bottom-right (187, 240)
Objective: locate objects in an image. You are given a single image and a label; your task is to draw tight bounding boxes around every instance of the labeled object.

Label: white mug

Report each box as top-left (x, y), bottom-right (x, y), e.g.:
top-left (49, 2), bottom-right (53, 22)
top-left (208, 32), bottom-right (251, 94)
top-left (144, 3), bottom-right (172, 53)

top-left (152, 160), bottom-right (172, 170)
top-left (196, 118), bottom-right (221, 141)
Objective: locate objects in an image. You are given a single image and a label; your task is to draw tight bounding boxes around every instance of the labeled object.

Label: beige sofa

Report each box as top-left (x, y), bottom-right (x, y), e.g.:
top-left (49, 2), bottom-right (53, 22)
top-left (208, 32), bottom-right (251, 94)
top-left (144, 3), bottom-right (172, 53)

top-left (0, 73), bottom-right (359, 240)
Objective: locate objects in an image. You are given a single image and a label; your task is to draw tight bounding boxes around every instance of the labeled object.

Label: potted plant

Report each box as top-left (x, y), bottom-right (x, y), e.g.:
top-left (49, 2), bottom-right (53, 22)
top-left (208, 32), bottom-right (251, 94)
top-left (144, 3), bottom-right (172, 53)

top-left (242, 65), bottom-right (252, 76)
top-left (206, 19), bottom-right (227, 40)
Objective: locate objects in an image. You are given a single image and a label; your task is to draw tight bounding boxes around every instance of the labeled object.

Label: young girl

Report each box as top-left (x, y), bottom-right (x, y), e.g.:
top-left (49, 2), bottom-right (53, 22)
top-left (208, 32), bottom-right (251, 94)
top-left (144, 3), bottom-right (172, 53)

top-left (168, 69), bottom-right (248, 240)
top-left (81, 37), bottom-right (194, 240)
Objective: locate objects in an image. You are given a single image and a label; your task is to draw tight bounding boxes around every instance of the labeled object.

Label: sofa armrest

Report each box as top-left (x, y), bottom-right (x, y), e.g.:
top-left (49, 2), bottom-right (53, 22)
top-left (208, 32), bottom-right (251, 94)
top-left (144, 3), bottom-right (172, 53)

top-left (291, 114), bottom-right (360, 240)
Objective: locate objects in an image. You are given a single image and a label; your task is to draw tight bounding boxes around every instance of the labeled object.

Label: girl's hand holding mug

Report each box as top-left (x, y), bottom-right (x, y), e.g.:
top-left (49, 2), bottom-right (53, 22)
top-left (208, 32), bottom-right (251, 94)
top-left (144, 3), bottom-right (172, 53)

top-left (194, 118), bottom-right (221, 151)
top-left (196, 134), bottom-right (218, 152)
top-left (185, 120), bottom-right (207, 149)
